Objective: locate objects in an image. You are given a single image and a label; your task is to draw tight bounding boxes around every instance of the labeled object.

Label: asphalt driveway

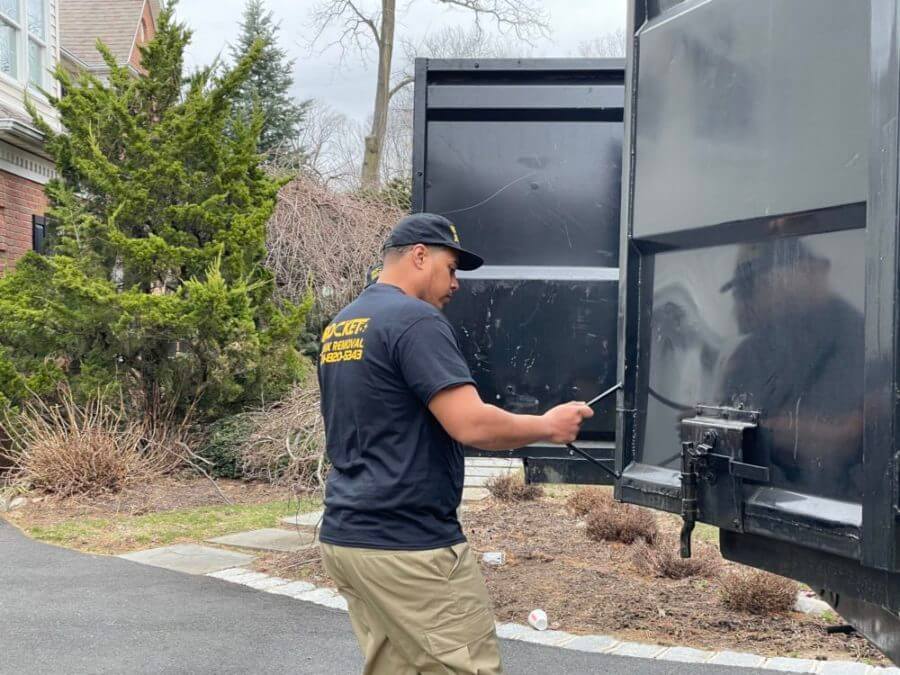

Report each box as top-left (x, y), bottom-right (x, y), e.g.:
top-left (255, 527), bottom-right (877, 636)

top-left (0, 518), bottom-right (770, 674)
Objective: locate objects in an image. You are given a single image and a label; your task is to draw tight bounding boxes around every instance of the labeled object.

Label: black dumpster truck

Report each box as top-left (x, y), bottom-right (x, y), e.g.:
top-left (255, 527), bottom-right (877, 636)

top-left (414, 0), bottom-right (900, 661)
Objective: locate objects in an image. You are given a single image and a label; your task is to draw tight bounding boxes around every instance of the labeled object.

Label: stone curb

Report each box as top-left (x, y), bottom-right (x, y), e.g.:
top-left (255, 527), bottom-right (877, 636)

top-left (203, 567), bottom-right (898, 674)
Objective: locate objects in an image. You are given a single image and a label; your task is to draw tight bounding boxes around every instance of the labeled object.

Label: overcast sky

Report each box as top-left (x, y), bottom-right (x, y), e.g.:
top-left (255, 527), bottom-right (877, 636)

top-left (174, 0), bottom-right (626, 123)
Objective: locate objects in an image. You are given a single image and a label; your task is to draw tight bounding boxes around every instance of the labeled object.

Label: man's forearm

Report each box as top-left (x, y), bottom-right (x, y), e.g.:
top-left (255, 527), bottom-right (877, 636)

top-left (462, 403), bottom-right (550, 451)
top-left (429, 384), bottom-right (590, 450)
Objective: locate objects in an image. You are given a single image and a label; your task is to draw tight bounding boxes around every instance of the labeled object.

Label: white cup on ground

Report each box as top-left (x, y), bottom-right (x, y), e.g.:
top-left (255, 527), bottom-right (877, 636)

top-left (528, 609), bottom-right (548, 631)
top-left (482, 551), bottom-right (505, 566)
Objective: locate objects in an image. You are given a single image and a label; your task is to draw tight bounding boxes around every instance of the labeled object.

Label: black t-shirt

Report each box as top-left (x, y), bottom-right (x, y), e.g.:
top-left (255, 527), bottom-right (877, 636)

top-left (720, 296), bottom-right (865, 500)
top-left (317, 283), bottom-right (476, 550)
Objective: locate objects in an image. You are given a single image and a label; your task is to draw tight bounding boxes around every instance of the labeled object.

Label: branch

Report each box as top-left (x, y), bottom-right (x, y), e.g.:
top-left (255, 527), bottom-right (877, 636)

top-left (174, 441), bottom-right (234, 505)
top-left (434, 0), bottom-right (550, 43)
top-left (347, 0), bottom-right (381, 45)
top-left (309, 0), bottom-right (383, 62)
top-left (388, 76), bottom-right (414, 100)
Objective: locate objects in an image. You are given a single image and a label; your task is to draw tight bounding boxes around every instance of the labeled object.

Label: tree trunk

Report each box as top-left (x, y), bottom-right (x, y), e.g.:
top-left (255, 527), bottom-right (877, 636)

top-left (360, 0), bottom-right (396, 190)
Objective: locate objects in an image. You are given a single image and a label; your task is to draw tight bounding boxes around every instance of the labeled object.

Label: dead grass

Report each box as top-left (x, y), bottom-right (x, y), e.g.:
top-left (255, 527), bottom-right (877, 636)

top-left (583, 492), bottom-right (659, 546)
top-left (721, 568), bottom-right (798, 615)
top-left (566, 486), bottom-right (610, 516)
top-left (568, 488), bottom-right (714, 578)
top-left (485, 474), bottom-right (543, 502)
top-left (2, 391), bottom-right (185, 498)
top-left (630, 537), bottom-right (722, 580)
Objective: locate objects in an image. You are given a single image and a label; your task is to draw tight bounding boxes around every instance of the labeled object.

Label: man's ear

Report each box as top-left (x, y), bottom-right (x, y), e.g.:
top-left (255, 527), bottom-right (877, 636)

top-left (411, 243), bottom-right (429, 269)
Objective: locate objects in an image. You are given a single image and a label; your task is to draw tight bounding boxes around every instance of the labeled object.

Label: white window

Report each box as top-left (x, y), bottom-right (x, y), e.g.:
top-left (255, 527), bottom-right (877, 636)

top-left (0, 0), bottom-right (47, 90)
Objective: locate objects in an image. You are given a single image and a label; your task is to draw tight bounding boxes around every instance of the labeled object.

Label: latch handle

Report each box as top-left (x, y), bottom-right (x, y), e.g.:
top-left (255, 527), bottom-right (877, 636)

top-left (680, 441), bottom-right (699, 559)
top-left (729, 460), bottom-right (769, 482)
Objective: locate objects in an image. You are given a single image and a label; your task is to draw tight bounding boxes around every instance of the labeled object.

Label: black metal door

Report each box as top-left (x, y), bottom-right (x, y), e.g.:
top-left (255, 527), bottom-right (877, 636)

top-left (413, 59), bottom-right (624, 482)
top-left (618, 0), bottom-right (900, 660)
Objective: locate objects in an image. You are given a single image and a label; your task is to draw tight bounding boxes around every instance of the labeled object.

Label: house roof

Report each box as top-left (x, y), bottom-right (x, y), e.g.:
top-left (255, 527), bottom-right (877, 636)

top-left (60, 0), bottom-right (158, 68)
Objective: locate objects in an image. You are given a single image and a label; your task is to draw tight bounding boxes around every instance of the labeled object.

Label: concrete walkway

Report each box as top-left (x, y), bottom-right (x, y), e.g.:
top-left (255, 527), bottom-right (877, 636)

top-left (2, 517), bottom-right (776, 675)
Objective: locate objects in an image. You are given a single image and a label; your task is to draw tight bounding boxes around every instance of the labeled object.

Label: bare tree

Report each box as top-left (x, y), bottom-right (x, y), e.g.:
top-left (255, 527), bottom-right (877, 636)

top-left (404, 23), bottom-right (524, 61)
top-left (310, 0), bottom-right (549, 189)
top-left (298, 100), bottom-right (367, 188)
top-left (380, 86), bottom-right (415, 185)
top-left (577, 28), bottom-right (627, 58)
top-left (379, 25), bottom-right (528, 184)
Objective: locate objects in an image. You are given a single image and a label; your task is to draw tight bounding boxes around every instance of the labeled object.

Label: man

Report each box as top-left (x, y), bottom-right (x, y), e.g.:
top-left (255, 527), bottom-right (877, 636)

top-left (317, 212), bottom-right (593, 674)
top-left (718, 237), bottom-right (865, 501)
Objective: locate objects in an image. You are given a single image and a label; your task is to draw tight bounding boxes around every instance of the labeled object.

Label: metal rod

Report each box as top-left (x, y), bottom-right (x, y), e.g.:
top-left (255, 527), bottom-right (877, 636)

top-left (566, 442), bottom-right (621, 481)
top-left (585, 382), bottom-right (623, 409)
top-left (564, 382), bottom-right (624, 481)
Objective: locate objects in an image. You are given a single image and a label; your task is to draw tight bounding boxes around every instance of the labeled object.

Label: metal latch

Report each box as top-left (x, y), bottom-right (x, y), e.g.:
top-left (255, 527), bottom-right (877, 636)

top-left (679, 406), bottom-right (768, 558)
top-left (684, 430), bottom-right (770, 483)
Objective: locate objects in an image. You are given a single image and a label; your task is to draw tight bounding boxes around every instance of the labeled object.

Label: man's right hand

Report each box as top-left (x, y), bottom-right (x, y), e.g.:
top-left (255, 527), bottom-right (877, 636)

top-left (542, 402), bottom-right (594, 444)
top-left (429, 385), bottom-right (596, 452)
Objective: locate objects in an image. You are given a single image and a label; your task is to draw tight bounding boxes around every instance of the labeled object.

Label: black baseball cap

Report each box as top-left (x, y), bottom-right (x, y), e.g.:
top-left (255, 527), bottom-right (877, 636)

top-left (383, 213), bottom-right (484, 271)
top-left (364, 262), bottom-right (383, 289)
top-left (719, 240), bottom-right (829, 293)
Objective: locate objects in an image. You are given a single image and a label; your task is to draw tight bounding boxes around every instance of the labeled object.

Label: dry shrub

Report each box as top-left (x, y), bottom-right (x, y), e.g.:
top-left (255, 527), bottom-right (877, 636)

top-left (237, 372), bottom-right (325, 494)
top-left (486, 474), bottom-right (543, 502)
top-left (3, 390), bottom-right (184, 498)
top-left (266, 176), bottom-right (403, 323)
top-left (631, 537), bottom-right (721, 579)
top-left (585, 500), bottom-right (659, 546)
top-left (566, 487), bottom-right (612, 516)
top-left (720, 567), bottom-right (798, 614)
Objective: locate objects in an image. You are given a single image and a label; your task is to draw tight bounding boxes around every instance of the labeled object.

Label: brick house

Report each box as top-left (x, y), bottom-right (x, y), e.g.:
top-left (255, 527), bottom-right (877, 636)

top-left (0, 0), bottom-right (158, 275)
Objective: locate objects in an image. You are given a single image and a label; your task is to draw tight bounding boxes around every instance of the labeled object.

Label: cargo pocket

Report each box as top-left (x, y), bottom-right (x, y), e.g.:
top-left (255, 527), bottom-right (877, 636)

top-left (423, 607), bottom-right (498, 674)
top-left (430, 544), bottom-right (472, 619)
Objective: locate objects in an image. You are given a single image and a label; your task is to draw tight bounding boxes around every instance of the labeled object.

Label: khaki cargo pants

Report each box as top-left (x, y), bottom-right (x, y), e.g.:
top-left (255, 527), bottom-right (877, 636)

top-left (320, 541), bottom-right (503, 674)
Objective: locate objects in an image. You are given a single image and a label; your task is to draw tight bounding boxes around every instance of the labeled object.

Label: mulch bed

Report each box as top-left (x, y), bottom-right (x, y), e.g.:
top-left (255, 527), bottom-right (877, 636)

top-left (259, 491), bottom-right (887, 665)
top-left (464, 494), bottom-right (886, 664)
